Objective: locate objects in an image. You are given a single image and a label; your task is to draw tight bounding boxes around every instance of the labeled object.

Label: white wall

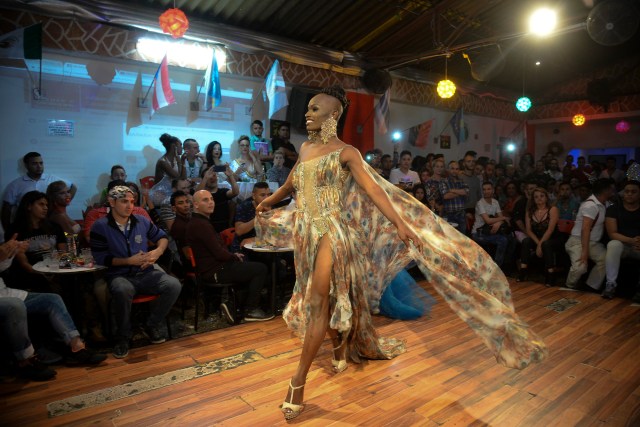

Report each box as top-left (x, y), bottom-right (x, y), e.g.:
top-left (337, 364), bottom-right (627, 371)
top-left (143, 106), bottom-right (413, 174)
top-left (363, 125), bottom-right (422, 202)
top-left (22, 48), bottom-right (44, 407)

top-left (533, 117), bottom-right (640, 165)
top-left (0, 52), bottom-right (307, 220)
top-left (374, 100), bottom-right (521, 163)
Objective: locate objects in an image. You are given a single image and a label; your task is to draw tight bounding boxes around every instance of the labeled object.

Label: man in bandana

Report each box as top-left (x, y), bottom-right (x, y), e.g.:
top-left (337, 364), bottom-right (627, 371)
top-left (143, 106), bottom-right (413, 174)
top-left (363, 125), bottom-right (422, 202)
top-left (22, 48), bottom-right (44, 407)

top-left (90, 186), bottom-right (181, 359)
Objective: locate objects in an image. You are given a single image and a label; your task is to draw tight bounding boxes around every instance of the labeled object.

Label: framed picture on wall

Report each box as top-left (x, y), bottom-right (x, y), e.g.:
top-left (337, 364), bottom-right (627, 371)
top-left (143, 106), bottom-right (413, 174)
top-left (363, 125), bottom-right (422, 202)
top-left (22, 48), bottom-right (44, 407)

top-left (440, 135), bottom-right (451, 149)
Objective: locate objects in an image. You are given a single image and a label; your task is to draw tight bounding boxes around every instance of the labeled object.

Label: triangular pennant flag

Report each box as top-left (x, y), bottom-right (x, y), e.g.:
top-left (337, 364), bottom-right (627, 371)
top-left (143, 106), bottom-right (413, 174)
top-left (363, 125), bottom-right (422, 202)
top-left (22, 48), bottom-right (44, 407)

top-left (151, 54), bottom-right (175, 117)
top-left (204, 51), bottom-right (221, 111)
top-left (374, 88), bottom-right (390, 135)
top-left (126, 71), bottom-right (142, 134)
top-left (265, 59), bottom-right (288, 119)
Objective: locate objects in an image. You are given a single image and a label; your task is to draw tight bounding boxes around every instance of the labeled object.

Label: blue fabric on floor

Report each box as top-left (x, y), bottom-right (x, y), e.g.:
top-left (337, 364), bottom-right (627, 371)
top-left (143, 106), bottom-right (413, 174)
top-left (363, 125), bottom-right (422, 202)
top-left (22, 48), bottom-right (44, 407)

top-left (379, 269), bottom-right (435, 320)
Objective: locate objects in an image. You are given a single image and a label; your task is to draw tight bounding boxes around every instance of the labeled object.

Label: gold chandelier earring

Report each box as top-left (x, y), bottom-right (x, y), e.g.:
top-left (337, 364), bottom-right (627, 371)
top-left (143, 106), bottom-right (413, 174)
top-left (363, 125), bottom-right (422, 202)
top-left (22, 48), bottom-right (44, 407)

top-left (309, 116), bottom-right (338, 145)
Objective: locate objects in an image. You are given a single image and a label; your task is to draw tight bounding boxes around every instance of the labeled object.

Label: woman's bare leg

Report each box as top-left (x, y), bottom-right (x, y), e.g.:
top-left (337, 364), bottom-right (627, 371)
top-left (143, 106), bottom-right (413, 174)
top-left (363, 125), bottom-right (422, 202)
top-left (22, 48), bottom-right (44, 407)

top-left (284, 235), bottom-right (333, 407)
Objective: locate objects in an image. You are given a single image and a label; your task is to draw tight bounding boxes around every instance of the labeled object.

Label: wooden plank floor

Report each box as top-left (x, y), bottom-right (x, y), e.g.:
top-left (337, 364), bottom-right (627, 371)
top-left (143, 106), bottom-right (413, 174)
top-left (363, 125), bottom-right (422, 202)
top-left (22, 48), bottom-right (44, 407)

top-left (2, 279), bottom-right (640, 426)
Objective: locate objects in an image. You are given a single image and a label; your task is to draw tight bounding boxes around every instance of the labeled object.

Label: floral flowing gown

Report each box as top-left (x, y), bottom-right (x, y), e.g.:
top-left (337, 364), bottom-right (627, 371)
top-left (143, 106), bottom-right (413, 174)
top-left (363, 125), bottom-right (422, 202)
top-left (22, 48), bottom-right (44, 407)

top-left (256, 148), bottom-right (547, 369)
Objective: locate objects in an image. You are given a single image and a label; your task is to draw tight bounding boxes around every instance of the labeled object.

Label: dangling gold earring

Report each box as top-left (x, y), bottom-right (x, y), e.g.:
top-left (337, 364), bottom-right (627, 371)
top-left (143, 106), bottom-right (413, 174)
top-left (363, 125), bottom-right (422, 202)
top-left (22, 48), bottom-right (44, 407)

top-left (319, 116), bottom-right (338, 144)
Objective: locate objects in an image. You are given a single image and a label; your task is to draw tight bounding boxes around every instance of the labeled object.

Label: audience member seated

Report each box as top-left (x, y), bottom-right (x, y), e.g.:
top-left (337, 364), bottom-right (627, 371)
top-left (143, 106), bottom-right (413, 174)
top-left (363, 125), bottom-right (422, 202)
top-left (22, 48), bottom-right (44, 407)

top-left (182, 138), bottom-right (206, 183)
top-left (601, 180), bottom-right (640, 300)
top-left (5, 191), bottom-right (66, 292)
top-left (470, 182), bottom-right (515, 269)
top-left (439, 160), bottom-right (469, 234)
top-left (83, 180), bottom-right (152, 243)
top-left (526, 160), bottom-right (552, 188)
top-left (1, 238), bottom-right (106, 381)
top-left (231, 135), bottom-right (263, 183)
top-left (266, 150), bottom-right (292, 187)
top-left (186, 190), bottom-right (273, 322)
top-left (390, 150), bottom-right (420, 191)
top-left (379, 154), bottom-right (393, 180)
top-left (2, 152), bottom-right (76, 231)
top-left (197, 166), bottom-right (239, 232)
top-left (46, 181), bottom-right (81, 235)
top-left (98, 165), bottom-right (127, 205)
top-left (168, 190), bottom-right (192, 271)
top-left (554, 182), bottom-right (580, 220)
top-left (518, 187), bottom-right (563, 286)
top-left (270, 122), bottom-right (298, 168)
top-left (460, 151), bottom-right (482, 221)
top-left (571, 156), bottom-right (593, 184)
top-left (501, 181), bottom-right (521, 218)
top-left (599, 157), bottom-right (625, 185)
top-left (90, 186), bottom-right (181, 359)
top-left (564, 179), bottom-right (615, 290)
top-left (511, 181), bottom-right (537, 242)
top-left (249, 119), bottom-right (272, 164)
top-left (230, 182), bottom-right (270, 253)
top-left (423, 158), bottom-right (445, 216)
top-left (156, 179), bottom-right (191, 232)
top-left (204, 141), bottom-right (232, 189)
top-left (149, 133), bottom-right (185, 206)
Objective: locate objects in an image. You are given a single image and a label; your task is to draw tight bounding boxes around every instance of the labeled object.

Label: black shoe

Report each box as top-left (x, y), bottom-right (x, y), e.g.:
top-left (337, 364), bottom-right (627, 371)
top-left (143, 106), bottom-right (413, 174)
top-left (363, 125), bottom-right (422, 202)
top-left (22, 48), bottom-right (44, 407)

top-left (220, 302), bottom-right (235, 325)
top-left (601, 282), bottom-right (616, 299)
top-left (544, 272), bottom-right (554, 287)
top-left (18, 356), bottom-right (57, 381)
top-left (516, 269), bottom-right (527, 282)
top-left (66, 348), bottom-right (107, 365)
top-left (244, 309), bottom-right (275, 322)
top-left (113, 340), bottom-right (129, 359)
top-left (36, 347), bottom-right (63, 365)
top-left (144, 326), bottom-right (167, 344)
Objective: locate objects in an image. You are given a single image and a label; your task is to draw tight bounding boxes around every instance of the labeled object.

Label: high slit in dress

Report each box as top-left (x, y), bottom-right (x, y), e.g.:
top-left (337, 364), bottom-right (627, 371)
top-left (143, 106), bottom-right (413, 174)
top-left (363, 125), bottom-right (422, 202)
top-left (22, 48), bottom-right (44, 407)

top-left (256, 147), bottom-right (547, 369)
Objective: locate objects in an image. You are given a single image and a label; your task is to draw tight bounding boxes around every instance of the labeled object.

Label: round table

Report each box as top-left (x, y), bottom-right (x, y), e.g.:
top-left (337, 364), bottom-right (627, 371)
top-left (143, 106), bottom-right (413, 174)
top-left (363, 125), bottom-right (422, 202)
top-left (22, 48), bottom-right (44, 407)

top-left (33, 261), bottom-right (106, 325)
top-left (243, 243), bottom-right (293, 314)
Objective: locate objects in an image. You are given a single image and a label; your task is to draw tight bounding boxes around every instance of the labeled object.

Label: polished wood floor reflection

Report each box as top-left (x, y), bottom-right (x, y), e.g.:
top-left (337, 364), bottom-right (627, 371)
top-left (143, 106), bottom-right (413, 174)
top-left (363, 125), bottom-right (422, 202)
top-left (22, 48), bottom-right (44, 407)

top-left (2, 279), bottom-right (640, 426)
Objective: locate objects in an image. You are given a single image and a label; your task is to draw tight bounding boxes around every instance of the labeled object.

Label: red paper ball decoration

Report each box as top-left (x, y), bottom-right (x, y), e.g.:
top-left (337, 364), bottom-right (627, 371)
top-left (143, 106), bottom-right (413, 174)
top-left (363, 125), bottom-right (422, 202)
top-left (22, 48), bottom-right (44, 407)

top-left (615, 120), bottom-right (630, 133)
top-left (159, 8), bottom-right (189, 39)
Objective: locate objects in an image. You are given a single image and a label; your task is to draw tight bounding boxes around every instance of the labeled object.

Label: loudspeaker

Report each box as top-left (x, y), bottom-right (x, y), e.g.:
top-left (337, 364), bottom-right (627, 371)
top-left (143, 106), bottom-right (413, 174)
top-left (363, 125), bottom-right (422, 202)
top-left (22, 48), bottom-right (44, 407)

top-left (287, 87), bottom-right (318, 130)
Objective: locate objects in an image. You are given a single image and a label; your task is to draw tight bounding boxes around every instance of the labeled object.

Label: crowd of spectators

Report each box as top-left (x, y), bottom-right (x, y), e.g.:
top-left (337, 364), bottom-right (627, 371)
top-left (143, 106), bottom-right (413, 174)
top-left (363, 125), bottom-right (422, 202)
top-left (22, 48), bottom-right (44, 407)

top-left (2, 120), bottom-right (639, 381)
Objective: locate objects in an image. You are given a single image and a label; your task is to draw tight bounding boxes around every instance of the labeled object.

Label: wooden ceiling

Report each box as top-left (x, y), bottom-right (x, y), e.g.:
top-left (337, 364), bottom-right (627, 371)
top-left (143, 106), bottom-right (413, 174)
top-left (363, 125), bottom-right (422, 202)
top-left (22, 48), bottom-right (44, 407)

top-left (4, 0), bottom-right (640, 101)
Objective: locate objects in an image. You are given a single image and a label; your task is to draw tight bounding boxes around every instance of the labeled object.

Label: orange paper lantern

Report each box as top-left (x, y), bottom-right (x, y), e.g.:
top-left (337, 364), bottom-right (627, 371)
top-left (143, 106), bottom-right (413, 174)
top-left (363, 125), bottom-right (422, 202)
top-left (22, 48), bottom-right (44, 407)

top-left (159, 8), bottom-right (189, 39)
top-left (572, 114), bottom-right (586, 126)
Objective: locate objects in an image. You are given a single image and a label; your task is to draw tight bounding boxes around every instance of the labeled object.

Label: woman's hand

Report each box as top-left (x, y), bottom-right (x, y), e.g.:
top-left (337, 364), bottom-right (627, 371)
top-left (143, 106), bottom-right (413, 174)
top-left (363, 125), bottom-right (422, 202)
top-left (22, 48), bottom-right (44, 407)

top-left (397, 222), bottom-right (421, 252)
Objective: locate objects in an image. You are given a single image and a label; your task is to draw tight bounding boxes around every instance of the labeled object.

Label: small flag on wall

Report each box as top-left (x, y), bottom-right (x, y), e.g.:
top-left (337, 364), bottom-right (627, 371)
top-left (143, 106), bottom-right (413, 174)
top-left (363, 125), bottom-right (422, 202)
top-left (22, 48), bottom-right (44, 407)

top-left (408, 119), bottom-right (434, 148)
top-left (449, 107), bottom-right (468, 143)
top-left (265, 59), bottom-right (288, 118)
top-left (151, 54), bottom-right (175, 116)
top-left (374, 88), bottom-right (390, 134)
top-left (204, 51), bottom-right (221, 111)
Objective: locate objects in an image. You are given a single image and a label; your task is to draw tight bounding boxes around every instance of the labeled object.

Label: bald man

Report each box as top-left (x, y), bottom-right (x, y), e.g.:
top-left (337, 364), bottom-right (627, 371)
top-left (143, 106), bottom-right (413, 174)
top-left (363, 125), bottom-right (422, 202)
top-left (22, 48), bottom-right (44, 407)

top-left (186, 190), bottom-right (273, 323)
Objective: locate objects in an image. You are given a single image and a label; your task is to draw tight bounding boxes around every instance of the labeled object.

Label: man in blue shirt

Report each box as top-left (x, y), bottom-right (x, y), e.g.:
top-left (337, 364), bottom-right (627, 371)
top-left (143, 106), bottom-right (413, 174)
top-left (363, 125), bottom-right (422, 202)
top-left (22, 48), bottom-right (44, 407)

top-left (90, 186), bottom-right (181, 359)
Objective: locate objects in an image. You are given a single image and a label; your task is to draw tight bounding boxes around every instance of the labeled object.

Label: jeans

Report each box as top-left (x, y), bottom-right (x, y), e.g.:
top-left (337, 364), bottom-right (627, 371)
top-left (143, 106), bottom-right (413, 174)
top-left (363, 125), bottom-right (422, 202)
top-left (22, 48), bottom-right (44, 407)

top-left (108, 270), bottom-right (181, 340)
top-left (605, 240), bottom-right (640, 285)
top-left (565, 236), bottom-right (606, 289)
top-left (472, 232), bottom-right (515, 267)
top-left (445, 210), bottom-right (467, 235)
top-left (0, 293), bottom-right (79, 360)
top-left (205, 261), bottom-right (267, 310)
top-left (520, 237), bottom-right (565, 270)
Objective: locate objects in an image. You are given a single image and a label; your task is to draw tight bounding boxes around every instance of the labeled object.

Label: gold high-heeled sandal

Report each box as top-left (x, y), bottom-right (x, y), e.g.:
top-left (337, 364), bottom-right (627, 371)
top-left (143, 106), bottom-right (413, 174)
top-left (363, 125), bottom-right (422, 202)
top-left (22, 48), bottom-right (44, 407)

top-left (280, 380), bottom-right (305, 420)
top-left (332, 341), bottom-right (348, 373)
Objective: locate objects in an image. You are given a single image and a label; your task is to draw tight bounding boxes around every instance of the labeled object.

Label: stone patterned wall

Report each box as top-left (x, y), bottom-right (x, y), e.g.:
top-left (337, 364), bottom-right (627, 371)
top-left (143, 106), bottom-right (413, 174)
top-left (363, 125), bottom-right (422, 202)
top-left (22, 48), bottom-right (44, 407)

top-left (2, 8), bottom-right (637, 121)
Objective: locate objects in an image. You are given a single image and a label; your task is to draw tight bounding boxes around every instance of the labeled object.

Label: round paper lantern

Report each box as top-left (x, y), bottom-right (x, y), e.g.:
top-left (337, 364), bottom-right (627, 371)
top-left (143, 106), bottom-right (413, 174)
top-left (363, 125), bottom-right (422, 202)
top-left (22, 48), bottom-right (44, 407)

top-left (159, 8), bottom-right (189, 39)
top-left (615, 120), bottom-right (630, 133)
top-left (572, 114), bottom-right (586, 126)
top-left (516, 96), bottom-right (532, 112)
top-left (437, 79), bottom-right (456, 98)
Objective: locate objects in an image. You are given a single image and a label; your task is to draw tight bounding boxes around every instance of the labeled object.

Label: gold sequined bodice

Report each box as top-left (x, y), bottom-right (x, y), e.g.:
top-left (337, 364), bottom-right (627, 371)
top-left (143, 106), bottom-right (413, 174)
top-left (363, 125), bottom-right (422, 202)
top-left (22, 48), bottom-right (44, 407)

top-left (293, 148), bottom-right (348, 235)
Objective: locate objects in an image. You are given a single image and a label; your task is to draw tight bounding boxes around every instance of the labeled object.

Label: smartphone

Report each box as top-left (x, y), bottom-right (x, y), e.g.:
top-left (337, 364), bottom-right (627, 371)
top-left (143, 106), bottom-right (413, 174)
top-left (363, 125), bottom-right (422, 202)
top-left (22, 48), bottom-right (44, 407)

top-left (213, 165), bottom-right (226, 172)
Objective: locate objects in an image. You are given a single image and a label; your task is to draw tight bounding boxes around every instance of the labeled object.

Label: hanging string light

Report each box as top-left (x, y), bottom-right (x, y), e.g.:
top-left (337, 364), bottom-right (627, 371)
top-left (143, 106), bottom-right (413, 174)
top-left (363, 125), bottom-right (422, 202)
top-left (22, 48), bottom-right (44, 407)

top-left (437, 54), bottom-right (456, 99)
top-left (516, 54), bottom-right (532, 112)
top-left (159, 1), bottom-right (189, 39)
top-left (615, 120), bottom-right (630, 133)
top-left (572, 114), bottom-right (586, 126)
